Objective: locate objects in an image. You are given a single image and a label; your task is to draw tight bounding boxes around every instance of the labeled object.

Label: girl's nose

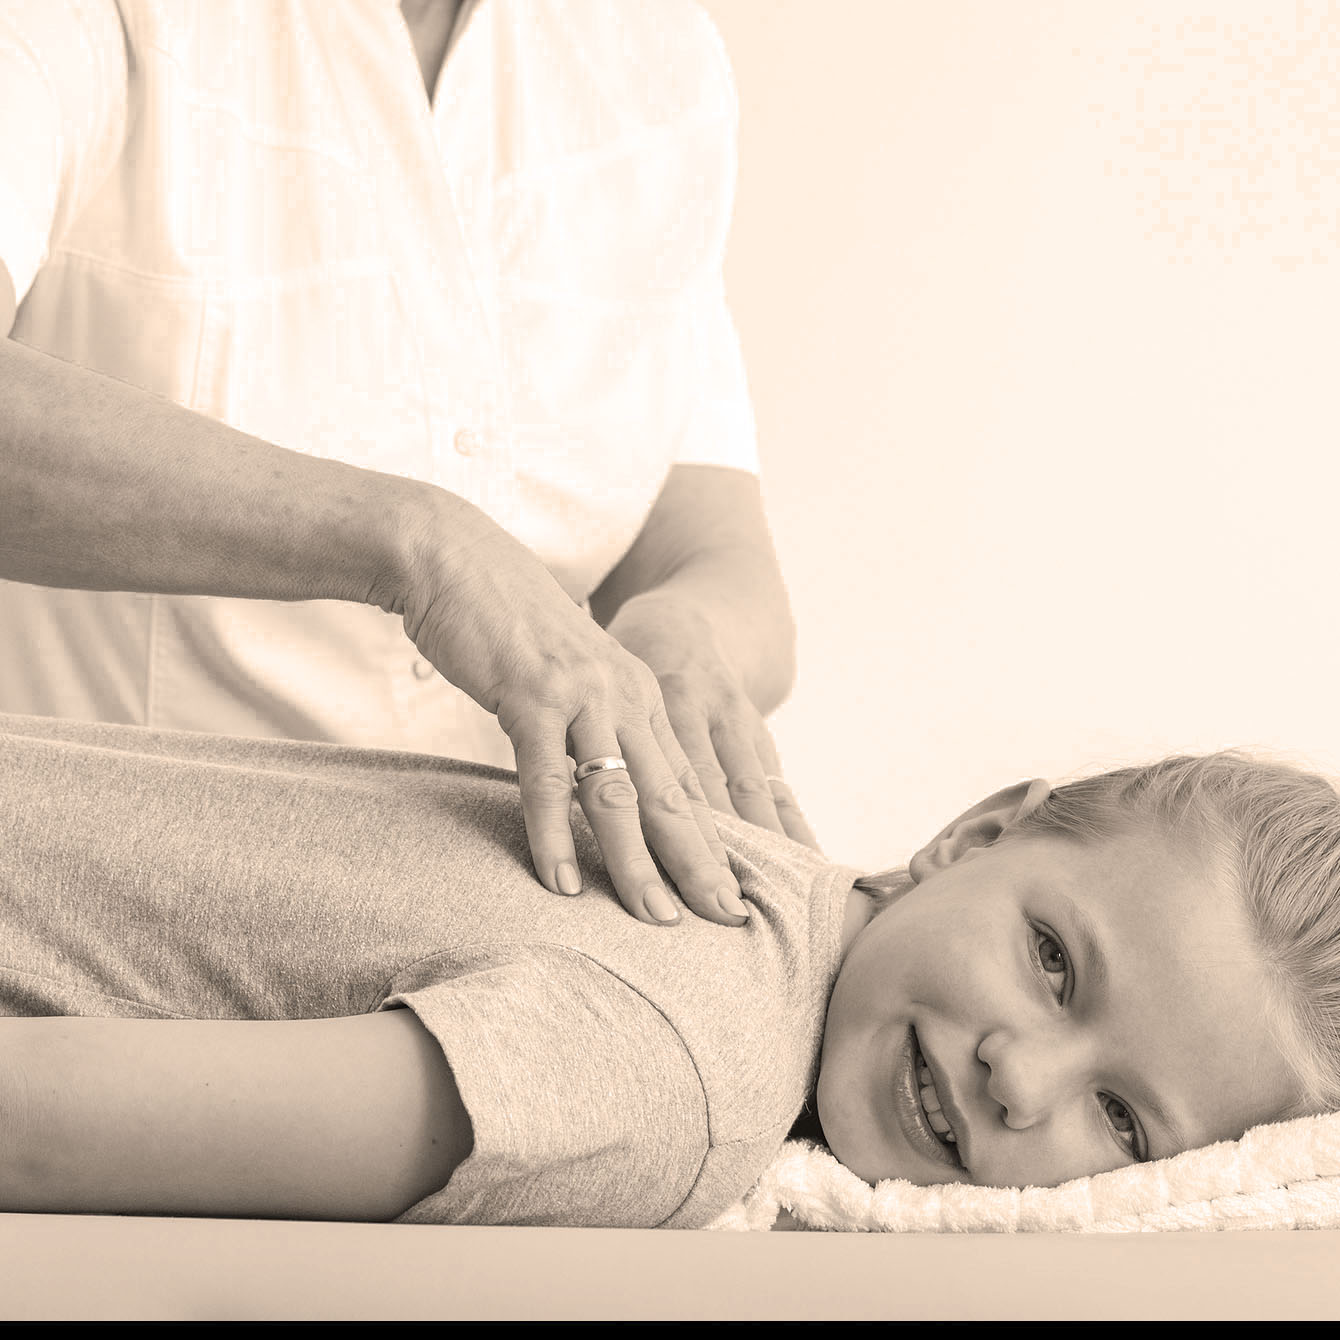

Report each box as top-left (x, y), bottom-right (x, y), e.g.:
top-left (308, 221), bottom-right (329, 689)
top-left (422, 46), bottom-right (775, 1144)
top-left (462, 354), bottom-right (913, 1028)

top-left (976, 1029), bottom-right (1073, 1130)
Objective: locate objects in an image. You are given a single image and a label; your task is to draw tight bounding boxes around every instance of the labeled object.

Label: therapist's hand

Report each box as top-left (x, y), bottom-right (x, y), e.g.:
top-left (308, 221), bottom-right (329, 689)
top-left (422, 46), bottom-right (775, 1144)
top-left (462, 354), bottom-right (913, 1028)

top-left (398, 500), bottom-right (748, 928)
top-left (604, 590), bottom-right (822, 853)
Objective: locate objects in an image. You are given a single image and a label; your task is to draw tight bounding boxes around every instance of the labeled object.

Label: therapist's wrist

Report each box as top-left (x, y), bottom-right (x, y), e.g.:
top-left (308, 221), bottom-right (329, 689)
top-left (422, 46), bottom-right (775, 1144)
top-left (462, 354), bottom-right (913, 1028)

top-left (361, 478), bottom-right (498, 619)
top-left (329, 471), bottom-right (436, 616)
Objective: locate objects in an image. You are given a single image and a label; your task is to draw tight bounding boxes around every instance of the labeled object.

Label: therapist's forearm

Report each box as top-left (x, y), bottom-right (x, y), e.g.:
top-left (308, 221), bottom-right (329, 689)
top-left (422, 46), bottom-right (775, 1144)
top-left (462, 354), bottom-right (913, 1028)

top-left (0, 336), bottom-right (447, 612)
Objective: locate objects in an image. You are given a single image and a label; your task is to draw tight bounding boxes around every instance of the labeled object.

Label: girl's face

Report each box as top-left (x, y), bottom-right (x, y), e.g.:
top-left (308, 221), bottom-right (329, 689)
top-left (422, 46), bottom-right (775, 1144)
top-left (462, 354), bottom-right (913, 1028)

top-left (816, 829), bottom-right (1302, 1188)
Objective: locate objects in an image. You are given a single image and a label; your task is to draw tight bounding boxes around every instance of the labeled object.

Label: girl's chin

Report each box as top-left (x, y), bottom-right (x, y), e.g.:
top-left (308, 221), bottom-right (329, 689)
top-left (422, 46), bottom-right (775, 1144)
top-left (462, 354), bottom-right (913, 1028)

top-left (816, 1089), bottom-right (973, 1188)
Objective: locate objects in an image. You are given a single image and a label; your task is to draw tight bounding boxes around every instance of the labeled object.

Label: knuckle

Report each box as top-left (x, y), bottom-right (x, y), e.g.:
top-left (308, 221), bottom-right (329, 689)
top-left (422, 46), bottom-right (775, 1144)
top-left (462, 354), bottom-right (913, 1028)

top-left (647, 779), bottom-right (692, 817)
top-left (619, 663), bottom-right (663, 712)
top-left (496, 692), bottom-right (559, 742)
top-left (676, 767), bottom-right (709, 803)
top-left (687, 757), bottom-right (728, 788)
top-left (648, 692), bottom-right (679, 734)
top-left (651, 675), bottom-right (691, 718)
top-left (585, 774), bottom-right (640, 813)
top-left (527, 641), bottom-right (591, 685)
top-left (714, 681), bottom-right (753, 718)
top-left (519, 646), bottom-right (575, 691)
top-left (527, 768), bottom-right (580, 805)
top-left (727, 772), bottom-right (772, 800)
top-left (565, 656), bottom-right (616, 702)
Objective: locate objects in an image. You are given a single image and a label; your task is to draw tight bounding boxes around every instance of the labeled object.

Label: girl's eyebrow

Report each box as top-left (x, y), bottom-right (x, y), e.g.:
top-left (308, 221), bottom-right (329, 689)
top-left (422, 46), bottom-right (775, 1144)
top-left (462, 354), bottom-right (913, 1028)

top-left (1055, 890), bottom-right (1189, 1154)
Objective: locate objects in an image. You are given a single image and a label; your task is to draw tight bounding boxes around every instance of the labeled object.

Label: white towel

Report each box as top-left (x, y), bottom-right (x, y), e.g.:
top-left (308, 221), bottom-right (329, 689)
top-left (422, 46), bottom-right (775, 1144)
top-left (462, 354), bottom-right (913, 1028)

top-left (705, 1111), bottom-right (1340, 1232)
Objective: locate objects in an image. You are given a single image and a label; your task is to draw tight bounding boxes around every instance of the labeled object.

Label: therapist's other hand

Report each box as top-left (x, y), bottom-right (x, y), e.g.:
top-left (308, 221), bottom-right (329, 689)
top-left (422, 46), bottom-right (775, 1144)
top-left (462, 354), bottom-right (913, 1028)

top-left (604, 591), bottom-right (822, 853)
top-left (398, 502), bottom-right (747, 927)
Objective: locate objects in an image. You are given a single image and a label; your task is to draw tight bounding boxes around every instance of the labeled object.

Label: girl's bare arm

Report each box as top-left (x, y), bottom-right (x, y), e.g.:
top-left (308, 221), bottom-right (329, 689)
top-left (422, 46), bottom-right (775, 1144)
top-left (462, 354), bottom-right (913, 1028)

top-left (0, 1010), bottom-right (471, 1220)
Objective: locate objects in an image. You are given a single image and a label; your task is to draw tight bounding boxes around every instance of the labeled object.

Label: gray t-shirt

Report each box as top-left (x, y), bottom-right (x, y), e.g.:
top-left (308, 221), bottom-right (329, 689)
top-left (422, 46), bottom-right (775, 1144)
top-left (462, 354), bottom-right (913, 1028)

top-left (0, 713), bottom-right (861, 1228)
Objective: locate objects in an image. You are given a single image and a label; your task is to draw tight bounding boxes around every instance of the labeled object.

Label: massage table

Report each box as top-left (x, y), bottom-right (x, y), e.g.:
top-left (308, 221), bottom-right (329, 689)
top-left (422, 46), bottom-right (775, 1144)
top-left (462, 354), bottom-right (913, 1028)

top-left (1, 1213), bottom-right (1337, 1319)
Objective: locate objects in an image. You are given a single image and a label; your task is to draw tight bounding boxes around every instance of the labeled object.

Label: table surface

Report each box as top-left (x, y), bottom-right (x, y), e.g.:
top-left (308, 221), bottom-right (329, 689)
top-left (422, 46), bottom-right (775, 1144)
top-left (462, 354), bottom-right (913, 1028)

top-left (2, 1214), bottom-right (1338, 1320)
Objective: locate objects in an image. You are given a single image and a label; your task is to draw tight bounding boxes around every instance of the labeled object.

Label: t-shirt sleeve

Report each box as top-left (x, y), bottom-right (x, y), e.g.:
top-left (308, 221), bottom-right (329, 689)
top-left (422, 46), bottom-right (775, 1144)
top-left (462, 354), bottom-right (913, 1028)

top-left (381, 943), bottom-right (710, 1228)
top-left (0, 0), bottom-right (127, 312)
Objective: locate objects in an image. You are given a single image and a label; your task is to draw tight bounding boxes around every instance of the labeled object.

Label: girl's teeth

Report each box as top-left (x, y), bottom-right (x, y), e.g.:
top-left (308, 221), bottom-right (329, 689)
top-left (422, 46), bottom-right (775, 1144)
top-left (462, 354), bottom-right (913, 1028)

top-left (914, 1043), bottom-right (958, 1149)
top-left (924, 1102), bottom-right (953, 1137)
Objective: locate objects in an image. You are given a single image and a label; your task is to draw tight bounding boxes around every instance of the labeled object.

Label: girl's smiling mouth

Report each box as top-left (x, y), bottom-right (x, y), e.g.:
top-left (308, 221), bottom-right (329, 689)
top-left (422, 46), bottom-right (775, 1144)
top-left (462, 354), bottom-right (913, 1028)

top-left (892, 1026), bottom-right (965, 1172)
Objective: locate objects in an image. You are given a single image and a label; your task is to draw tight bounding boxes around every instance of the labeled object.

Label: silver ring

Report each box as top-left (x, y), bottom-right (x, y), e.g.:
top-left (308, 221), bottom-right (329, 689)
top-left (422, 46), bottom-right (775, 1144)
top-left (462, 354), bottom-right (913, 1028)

top-left (764, 774), bottom-right (787, 786)
top-left (573, 756), bottom-right (628, 784)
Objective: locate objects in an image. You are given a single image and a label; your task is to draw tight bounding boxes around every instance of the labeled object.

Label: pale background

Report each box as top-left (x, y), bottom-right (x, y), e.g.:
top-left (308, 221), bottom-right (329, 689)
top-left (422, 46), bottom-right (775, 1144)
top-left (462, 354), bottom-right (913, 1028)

top-left (700, 0), bottom-right (1340, 870)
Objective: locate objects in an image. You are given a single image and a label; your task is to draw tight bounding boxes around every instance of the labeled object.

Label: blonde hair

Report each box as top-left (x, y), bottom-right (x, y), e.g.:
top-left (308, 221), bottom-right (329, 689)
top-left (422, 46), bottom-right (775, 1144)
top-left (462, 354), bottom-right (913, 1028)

top-left (854, 751), bottom-right (1340, 1118)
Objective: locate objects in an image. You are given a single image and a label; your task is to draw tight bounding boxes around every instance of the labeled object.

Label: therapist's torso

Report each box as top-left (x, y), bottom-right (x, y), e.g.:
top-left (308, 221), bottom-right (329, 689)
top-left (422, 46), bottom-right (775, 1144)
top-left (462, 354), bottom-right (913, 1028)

top-left (0, 0), bottom-right (758, 760)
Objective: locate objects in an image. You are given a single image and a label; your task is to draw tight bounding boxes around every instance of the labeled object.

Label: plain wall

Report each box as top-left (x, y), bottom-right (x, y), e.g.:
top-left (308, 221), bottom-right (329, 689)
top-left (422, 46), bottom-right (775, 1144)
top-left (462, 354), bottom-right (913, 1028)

top-left (700, 0), bottom-right (1340, 870)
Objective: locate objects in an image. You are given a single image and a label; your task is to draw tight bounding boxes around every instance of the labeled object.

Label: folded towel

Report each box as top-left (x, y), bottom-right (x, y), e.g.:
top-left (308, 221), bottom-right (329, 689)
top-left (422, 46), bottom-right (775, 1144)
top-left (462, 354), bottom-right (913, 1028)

top-left (705, 1111), bottom-right (1340, 1232)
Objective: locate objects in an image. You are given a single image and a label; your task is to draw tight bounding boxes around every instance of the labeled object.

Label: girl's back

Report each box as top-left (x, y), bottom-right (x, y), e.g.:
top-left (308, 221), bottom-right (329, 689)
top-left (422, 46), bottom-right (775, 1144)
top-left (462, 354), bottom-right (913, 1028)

top-left (0, 712), bottom-right (859, 1226)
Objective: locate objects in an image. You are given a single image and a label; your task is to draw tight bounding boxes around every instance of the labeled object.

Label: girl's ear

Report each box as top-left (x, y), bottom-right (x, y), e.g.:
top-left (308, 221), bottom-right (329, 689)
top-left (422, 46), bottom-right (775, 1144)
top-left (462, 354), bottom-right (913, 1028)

top-left (908, 778), bottom-right (1051, 883)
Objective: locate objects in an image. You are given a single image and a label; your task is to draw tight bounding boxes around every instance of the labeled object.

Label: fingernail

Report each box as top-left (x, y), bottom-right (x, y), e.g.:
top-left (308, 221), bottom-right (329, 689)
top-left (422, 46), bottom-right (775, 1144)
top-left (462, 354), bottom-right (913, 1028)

top-left (645, 886), bottom-right (679, 923)
top-left (556, 862), bottom-right (582, 896)
top-left (718, 889), bottom-right (749, 918)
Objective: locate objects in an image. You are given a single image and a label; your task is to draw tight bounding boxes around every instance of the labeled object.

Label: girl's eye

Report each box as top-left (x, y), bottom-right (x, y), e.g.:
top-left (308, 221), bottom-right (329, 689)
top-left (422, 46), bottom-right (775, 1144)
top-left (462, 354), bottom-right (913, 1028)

top-left (1031, 927), bottom-right (1070, 1004)
top-left (1101, 1094), bottom-right (1147, 1162)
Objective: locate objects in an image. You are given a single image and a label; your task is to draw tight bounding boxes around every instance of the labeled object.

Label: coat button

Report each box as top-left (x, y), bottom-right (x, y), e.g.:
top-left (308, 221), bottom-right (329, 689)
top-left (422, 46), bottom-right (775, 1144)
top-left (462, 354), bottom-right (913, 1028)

top-left (453, 427), bottom-right (482, 456)
top-left (412, 658), bottom-right (435, 681)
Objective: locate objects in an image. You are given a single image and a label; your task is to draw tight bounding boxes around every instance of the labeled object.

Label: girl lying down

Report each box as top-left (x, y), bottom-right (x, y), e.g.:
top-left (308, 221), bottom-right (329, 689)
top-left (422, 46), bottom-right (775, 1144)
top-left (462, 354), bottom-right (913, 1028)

top-left (1, 711), bottom-right (1336, 1228)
